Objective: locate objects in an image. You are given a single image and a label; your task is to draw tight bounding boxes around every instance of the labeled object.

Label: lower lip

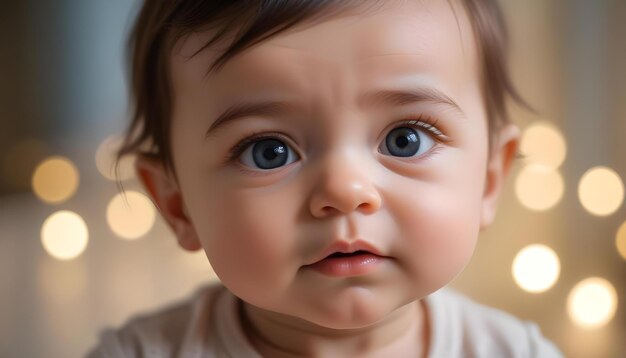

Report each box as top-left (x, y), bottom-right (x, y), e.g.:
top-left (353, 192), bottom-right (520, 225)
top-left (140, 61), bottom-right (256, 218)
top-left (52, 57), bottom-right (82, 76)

top-left (305, 253), bottom-right (385, 277)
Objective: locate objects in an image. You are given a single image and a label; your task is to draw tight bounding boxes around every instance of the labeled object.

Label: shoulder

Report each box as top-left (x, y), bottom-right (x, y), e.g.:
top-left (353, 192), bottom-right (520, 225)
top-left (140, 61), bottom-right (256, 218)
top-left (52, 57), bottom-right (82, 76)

top-left (425, 289), bottom-right (563, 358)
top-left (86, 283), bottom-right (226, 358)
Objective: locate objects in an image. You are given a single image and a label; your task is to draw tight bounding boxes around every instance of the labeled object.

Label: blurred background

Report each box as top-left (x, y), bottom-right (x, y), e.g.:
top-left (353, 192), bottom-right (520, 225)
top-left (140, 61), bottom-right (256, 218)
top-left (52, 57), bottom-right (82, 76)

top-left (0, 0), bottom-right (624, 357)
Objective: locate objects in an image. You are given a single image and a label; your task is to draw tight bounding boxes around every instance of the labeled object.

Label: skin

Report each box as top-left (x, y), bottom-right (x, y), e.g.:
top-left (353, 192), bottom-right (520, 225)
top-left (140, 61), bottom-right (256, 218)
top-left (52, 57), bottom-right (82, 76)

top-left (137, 0), bottom-right (519, 356)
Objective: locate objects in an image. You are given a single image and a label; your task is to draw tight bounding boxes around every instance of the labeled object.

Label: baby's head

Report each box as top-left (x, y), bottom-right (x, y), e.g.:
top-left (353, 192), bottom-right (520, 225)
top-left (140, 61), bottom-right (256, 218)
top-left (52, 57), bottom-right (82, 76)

top-left (120, 0), bottom-right (522, 329)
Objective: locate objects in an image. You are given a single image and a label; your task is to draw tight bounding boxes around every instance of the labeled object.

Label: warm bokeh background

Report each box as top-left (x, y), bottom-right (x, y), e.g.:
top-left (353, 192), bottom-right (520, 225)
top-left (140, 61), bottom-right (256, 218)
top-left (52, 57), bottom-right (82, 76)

top-left (1, 1), bottom-right (624, 357)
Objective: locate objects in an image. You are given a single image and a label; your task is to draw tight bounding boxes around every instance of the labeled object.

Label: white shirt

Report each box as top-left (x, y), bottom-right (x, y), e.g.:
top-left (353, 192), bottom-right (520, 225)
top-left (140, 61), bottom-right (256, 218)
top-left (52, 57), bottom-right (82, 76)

top-left (87, 284), bottom-right (563, 357)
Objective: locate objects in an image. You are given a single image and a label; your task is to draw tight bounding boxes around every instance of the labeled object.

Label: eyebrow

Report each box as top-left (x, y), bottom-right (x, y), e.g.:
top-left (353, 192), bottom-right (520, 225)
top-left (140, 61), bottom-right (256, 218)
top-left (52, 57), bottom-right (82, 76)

top-left (358, 87), bottom-right (464, 116)
top-left (205, 87), bottom-right (464, 139)
top-left (205, 101), bottom-right (293, 139)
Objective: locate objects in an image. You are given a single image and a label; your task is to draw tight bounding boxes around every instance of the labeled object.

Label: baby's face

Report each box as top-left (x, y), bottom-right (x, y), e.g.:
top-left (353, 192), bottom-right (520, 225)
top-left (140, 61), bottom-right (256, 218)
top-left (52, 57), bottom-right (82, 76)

top-left (165, 0), bottom-right (502, 328)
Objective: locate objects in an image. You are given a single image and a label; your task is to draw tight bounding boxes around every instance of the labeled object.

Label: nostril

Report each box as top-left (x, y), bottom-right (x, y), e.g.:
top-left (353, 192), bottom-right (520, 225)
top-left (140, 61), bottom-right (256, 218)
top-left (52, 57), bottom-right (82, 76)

top-left (320, 206), bottom-right (338, 216)
top-left (318, 202), bottom-right (375, 217)
top-left (357, 201), bottom-right (379, 214)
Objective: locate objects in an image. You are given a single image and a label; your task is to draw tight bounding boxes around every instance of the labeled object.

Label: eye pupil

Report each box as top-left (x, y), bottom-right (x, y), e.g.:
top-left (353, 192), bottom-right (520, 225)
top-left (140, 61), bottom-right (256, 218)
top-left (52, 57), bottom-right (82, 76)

top-left (395, 135), bottom-right (409, 148)
top-left (253, 139), bottom-right (289, 169)
top-left (386, 127), bottom-right (420, 157)
top-left (263, 146), bottom-right (283, 160)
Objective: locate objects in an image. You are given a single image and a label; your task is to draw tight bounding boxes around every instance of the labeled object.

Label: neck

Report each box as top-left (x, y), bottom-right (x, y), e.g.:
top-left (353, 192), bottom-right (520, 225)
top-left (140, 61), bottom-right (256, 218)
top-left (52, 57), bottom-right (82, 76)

top-left (240, 300), bottom-right (430, 358)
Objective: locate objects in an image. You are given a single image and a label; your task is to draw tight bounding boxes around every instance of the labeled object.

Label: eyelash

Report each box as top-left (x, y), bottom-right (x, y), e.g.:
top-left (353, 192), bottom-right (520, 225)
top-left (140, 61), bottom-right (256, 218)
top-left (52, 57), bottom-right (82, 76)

top-left (225, 115), bottom-right (448, 162)
top-left (392, 115), bottom-right (450, 142)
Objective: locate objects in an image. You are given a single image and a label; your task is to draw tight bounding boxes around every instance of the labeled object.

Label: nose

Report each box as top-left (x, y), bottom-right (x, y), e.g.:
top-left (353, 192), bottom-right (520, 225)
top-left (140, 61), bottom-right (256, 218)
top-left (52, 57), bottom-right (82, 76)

top-left (308, 152), bottom-right (382, 218)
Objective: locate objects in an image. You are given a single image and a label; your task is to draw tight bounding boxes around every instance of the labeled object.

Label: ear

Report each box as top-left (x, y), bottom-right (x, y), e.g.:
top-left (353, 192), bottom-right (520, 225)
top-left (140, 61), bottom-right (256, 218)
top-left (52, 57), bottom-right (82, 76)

top-left (135, 154), bottom-right (202, 251)
top-left (480, 124), bottom-right (520, 230)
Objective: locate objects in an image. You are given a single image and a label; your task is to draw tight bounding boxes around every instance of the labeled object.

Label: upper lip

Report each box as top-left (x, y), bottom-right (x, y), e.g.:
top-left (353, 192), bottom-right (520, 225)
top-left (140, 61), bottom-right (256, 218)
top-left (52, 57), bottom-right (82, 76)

top-left (304, 239), bottom-right (386, 266)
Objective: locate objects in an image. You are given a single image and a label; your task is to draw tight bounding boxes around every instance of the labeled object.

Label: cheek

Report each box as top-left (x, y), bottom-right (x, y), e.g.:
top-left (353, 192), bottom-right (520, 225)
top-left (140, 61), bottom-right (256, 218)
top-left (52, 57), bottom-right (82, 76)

top-left (389, 167), bottom-right (485, 290)
top-left (190, 185), bottom-right (302, 299)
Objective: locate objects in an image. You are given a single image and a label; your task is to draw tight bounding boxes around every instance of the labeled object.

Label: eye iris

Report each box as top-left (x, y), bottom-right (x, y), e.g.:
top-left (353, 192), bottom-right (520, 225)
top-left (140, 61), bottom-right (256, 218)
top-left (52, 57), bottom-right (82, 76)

top-left (386, 127), bottom-right (420, 157)
top-left (252, 139), bottom-right (288, 169)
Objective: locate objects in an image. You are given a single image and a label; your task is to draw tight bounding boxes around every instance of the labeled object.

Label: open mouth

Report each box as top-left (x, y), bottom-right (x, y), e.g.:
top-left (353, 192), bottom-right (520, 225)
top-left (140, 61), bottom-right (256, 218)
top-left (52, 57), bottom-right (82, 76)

top-left (326, 250), bottom-right (371, 258)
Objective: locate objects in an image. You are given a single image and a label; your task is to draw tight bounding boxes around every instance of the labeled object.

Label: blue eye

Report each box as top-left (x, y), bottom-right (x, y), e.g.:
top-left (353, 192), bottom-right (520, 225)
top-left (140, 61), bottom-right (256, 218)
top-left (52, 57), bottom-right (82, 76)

top-left (239, 138), bottom-right (299, 170)
top-left (379, 126), bottom-right (435, 157)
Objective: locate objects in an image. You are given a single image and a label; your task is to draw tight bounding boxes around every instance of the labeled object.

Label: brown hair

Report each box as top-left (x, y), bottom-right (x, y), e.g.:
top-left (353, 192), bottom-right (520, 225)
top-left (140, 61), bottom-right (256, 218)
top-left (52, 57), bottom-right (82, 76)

top-left (117, 0), bottom-right (527, 175)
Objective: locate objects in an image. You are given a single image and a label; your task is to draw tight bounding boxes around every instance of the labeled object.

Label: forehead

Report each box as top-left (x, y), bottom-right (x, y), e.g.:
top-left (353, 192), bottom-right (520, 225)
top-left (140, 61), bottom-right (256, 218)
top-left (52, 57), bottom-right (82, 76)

top-left (170, 0), bottom-right (479, 117)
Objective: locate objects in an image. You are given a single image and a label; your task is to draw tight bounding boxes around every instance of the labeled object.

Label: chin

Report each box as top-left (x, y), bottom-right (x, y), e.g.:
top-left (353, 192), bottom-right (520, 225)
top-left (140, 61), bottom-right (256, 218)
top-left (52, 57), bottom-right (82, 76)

top-left (299, 290), bottom-right (401, 330)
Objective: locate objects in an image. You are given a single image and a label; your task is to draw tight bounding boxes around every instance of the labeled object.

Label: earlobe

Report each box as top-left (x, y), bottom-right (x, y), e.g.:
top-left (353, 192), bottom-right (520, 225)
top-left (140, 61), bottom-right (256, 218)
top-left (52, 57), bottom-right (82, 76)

top-left (135, 154), bottom-right (203, 251)
top-left (480, 124), bottom-right (520, 230)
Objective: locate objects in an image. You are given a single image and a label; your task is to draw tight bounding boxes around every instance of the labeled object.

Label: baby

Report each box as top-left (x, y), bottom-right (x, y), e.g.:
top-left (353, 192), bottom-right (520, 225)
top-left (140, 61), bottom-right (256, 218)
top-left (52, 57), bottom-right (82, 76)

top-left (90, 0), bottom-right (563, 356)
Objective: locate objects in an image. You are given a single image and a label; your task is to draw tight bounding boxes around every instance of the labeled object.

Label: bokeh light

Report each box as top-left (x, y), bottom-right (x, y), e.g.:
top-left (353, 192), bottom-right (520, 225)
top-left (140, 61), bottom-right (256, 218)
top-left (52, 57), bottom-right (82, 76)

top-left (578, 167), bottom-right (624, 216)
top-left (41, 211), bottom-right (89, 260)
top-left (512, 244), bottom-right (560, 293)
top-left (107, 190), bottom-right (156, 240)
top-left (32, 156), bottom-right (80, 204)
top-left (616, 221), bottom-right (626, 261)
top-left (520, 122), bottom-right (567, 169)
top-left (515, 164), bottom-right (564, 211)
top-left (95, 135), bottom-right (135, 181)
top-left (567, 277), bottom-right (618, 329)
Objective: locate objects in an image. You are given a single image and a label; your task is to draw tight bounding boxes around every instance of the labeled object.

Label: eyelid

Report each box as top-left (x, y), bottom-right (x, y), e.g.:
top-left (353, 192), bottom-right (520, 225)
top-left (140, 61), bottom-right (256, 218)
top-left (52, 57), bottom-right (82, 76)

top-left (393, 116), bottom-right (450, 142)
